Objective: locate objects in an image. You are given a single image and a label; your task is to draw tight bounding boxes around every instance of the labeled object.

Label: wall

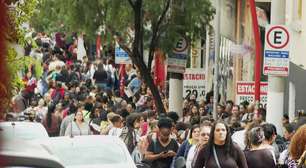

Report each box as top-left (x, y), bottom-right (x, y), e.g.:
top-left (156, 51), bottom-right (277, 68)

top-left (284, 0), bottom-right (306, 117)
top-left (284, 63), bottom-right (306, 116)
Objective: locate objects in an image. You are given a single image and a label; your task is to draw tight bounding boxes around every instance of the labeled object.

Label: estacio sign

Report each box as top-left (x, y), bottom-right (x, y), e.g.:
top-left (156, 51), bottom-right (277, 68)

top-left (236, 81), bottom-right (268, 105)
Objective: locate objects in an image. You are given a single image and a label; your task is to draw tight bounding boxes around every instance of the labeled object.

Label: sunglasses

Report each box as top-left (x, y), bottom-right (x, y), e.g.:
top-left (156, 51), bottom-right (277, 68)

top-left (201, 133), bottom-right (210, 137)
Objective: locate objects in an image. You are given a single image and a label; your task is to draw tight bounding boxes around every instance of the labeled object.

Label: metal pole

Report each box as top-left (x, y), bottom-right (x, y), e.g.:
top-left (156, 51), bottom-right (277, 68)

top-left (213, 0), bottom-right (221, 120)
top-left (267, 0), bottom-right (286, 136)
top-left (249, 0), bottom-right (262, 102)
top-left (205, 27), bottom-right (210, 95)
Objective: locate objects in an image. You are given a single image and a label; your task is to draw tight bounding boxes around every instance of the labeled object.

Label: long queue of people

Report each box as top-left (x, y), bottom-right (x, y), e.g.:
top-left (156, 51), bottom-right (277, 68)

top-left (6, 31), bottom-right (306, 168)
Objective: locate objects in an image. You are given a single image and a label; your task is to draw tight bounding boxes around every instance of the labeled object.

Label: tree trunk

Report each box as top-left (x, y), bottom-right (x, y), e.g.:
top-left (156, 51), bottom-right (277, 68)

top-left (130, 0), bottom-right (166, 114)
top-left (134, 56), bottom-right (166, 114)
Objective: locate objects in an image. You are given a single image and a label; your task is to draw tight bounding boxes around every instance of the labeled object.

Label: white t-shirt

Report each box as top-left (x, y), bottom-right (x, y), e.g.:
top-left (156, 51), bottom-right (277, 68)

top-left (231, 129), bottom-right (246, 150)
top-left (108, 127), bottom-right (122, 137)
top-left (186, 145), bottom-right (197, 168)
top-left (77, 36), bottom-right (86, 61)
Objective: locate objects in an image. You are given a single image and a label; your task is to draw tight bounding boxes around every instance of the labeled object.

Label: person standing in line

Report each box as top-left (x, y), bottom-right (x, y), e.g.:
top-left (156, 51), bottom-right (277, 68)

top-left (120, 113), bottom-right (142, 154)
top-left (288, 124), bottom-right (306, 168)
top-left (59, 101), bottom-right (78, 136)
top-left (187, 123), bottom-right (212, 168)
top-left (175, 124), bottom-right (201, 160)
top-left (34, 98), bottom-right (48, 123)
top-left (42, 103), bottom-right (61, 137)
top-left (64, 110), bottom-right (91, 136)
top-left (194, 121), bottom-right (248, 168)
top-left (108, 115), bottom-right (123, 137)
top-left (244, 127), bottom-right (276, 168)
top-left (279, 123), bottom-right (296, 167)
top-left (144, 117), bottom-right (179, 168)
top-left (92, 63), bottom-right (108, 91)
top-left (261, 123), bottom-right (280, 161)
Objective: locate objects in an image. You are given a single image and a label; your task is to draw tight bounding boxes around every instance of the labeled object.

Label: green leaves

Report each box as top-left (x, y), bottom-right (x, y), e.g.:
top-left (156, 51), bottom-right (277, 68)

top-left (31, 0), bottom-right (214, 53)
top-left (8, 0), bottom-right (39, 45)
top-left (7, 47), bottom-right (42, 91)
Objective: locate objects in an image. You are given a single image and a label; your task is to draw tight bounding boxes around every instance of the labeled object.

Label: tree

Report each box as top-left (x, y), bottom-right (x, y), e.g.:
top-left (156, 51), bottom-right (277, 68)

top-left (31, 0), bottom-right (215, 114)
top-left (5, 0), bottom-right (41, 100)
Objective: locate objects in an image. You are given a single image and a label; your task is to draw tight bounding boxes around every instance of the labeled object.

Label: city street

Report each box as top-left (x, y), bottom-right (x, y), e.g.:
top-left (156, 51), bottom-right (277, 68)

top-left (0, 0), bottom-right (306, 168)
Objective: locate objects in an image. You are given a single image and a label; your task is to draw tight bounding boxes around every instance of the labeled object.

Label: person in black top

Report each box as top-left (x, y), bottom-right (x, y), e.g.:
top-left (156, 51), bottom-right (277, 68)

top-left (93, 63), bottom-right (108, 90)
top-left (144, 117), bottom-right (179, 168)
top-left (244, 126), bottom-right (276, 168)
top-left (194, 121), bottom-right (248, 168)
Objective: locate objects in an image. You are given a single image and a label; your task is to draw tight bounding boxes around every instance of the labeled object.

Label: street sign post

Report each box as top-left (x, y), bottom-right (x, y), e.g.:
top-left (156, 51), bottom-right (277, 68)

top-left (264, 25), bottom-right (290, 76)
top-left (168, 37), bottom-right (188, 73)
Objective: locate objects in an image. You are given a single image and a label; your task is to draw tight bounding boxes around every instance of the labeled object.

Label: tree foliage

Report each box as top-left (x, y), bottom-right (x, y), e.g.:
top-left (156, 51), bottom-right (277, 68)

top-left (6, 0), bottom-right (41, 96)
top-left (31, 0), bottom-right (214, 52)
top-left (31, 0), bottom-right (215, 114)
top-left (7, 0), bottom-right (40, 45)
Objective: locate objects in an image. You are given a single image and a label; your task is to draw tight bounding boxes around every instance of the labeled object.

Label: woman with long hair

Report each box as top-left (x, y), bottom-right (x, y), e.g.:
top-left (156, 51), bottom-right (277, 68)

top-left (189, 105), bottom-right (200, 125)
top-left (175, 124), bottom-right (201, 159)
top-left (244, 127), bottom-right (276, 168)
top-left (187, 124), bottom-right (212, 168)
top-left (42, 103), bottom-right (61, 137)
top-left (64, 108), bottom-right (91, 136)
top-left (194, 121), bottom-right (248, 168)
top-left (288, 124), bottom-right (306, 168)
top-left (119, 113), bottom-right (141, 154)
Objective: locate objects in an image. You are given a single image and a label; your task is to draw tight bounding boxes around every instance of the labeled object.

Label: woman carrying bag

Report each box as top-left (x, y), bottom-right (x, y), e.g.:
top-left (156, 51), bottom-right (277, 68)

top-left (194, 121), bottom-right (248, 168)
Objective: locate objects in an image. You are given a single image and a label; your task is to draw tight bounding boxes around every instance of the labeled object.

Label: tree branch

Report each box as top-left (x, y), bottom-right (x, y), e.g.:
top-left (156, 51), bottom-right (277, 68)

top-left (128, 0), bottom-right (136, 10)
top-left (156, 0), bottom-right (171, 33)
top-left (148, 0), bottom-right (171, 72)
top-left (105, 25), bottom-right (133, 56)
top-left (132, 0), bottom-right (142, 59)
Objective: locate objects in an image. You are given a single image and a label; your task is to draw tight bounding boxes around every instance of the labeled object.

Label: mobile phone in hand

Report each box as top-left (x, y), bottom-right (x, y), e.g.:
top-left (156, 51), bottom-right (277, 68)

top-left (162, 150), bottom-right (168, 154)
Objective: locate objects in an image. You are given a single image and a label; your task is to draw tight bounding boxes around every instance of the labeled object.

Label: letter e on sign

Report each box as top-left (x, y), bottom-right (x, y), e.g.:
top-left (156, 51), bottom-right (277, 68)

top-left (266, 26), bottom-right (289, 49)
top-left (174, 37), bottom-right (188, 53)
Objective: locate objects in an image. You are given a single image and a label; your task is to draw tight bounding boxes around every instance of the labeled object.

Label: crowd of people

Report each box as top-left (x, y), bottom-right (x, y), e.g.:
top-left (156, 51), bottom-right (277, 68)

top-left (7, 31), bottom-right (306, 168)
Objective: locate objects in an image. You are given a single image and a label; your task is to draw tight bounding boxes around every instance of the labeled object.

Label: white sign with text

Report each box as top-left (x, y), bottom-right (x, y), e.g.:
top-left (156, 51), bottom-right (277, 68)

top-left (183, 69), bottom-right (206, 101)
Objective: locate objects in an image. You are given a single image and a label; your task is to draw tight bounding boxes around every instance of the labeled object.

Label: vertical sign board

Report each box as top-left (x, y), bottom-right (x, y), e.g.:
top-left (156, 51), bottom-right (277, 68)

top-left (190, 40), bottom-right (201, 68)
top-left (115, 43), bottom-right (131, 64)
top-left (264, 25), bottom-right (290, 76)
top-left (183, 69), bottom-right (206, 101)
top-left (168, 37), bottom-right (188, 73)
top-left (236, 81), bottom-right (268, 105)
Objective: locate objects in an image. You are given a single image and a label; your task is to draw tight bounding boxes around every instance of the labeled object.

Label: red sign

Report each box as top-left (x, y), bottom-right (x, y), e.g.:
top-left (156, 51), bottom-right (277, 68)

top-left (183, 74), bottom-right (205, 80)
top-left (236, 81), bottom-right (268, 95)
